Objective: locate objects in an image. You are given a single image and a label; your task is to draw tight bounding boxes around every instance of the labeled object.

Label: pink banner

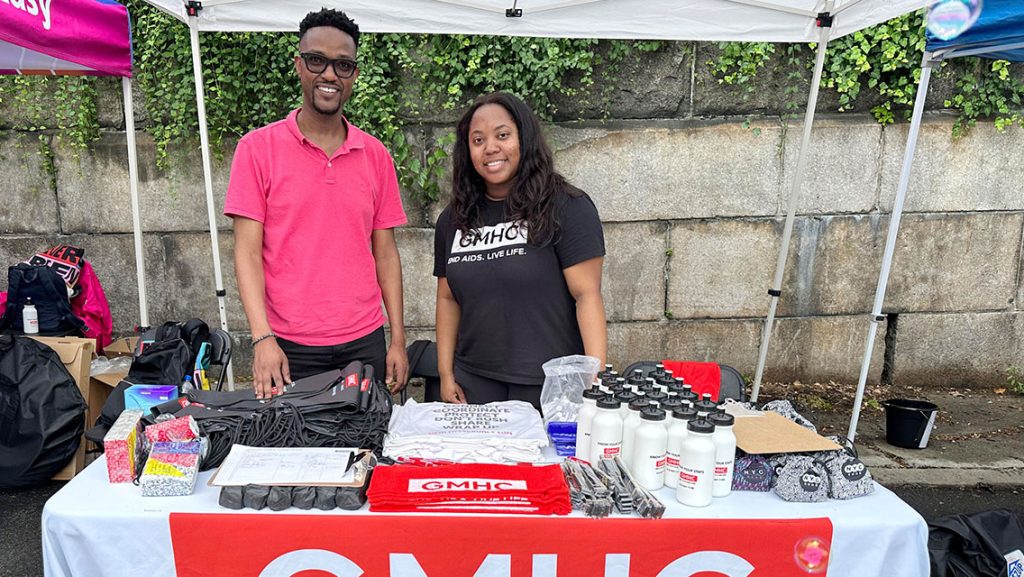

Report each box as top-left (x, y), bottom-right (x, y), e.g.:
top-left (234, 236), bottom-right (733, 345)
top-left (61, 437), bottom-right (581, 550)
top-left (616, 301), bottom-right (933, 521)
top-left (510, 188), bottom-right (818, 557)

top-left (0, 0), bottom-right (132, 77)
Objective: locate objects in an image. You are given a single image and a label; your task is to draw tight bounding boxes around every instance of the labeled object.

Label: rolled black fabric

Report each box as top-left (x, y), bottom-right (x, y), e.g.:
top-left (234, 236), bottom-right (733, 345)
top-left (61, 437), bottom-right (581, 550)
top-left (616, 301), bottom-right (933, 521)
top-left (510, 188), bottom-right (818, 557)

top-left (267, 486), bottom-right (293, 511)
top-left (218, 486), bottom-right (245, 509)
top-left (242, 484), bottom-right (270, 510)
top-left (173, 363), bottom-right (393, 470)
top-left (314, 486), bottom-right (337, 511)
top-left (292, 486), bottom-right (316, 510)
top-left (335, 486), bottom-right (368, 511)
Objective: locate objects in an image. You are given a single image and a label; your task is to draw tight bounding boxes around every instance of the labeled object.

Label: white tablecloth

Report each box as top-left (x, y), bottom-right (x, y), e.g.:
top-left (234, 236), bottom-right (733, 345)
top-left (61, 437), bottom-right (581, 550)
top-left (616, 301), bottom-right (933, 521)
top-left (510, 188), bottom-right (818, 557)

top-left (42, 456), bottom-right (928, 577)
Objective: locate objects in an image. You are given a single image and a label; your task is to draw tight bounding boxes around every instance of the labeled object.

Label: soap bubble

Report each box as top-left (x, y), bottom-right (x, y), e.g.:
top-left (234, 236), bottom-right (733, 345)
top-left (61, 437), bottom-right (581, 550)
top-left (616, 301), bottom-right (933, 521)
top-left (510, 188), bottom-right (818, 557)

top-left (794, 536), bottom-right (830, 574)
top-left (927, 0), bottom-right (983, 41)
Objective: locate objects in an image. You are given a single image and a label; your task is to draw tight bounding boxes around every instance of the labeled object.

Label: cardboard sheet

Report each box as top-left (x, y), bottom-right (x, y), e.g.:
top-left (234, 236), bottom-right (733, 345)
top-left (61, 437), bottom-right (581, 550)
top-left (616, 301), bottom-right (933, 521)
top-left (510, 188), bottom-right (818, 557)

top-left (733, 412), bottom-right (841, 454)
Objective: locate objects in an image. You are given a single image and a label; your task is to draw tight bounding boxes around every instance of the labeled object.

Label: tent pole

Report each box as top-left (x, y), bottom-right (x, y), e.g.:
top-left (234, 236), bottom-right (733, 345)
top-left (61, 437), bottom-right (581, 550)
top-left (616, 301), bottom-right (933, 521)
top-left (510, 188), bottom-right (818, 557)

top-left (188, 16), bottom-right (235, 390)
top-left (749, 21), bottom-right (832, 403)
top-left (122, 77), bottom-right (149, 329)
top-left (848, 56), bottom-right (935, 441)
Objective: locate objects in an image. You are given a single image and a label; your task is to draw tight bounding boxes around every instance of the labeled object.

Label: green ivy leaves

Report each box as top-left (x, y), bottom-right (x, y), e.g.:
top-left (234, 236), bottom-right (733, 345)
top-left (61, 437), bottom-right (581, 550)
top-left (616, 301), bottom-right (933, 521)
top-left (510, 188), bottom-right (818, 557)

top-left (710, 11), bottom-right (1023, 135)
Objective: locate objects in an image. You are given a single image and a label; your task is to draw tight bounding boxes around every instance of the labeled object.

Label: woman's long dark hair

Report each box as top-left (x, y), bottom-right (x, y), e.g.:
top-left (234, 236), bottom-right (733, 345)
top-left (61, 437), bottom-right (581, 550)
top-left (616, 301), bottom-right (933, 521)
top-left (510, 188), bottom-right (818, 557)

top-left (450, 92), bottom-right (579, 246)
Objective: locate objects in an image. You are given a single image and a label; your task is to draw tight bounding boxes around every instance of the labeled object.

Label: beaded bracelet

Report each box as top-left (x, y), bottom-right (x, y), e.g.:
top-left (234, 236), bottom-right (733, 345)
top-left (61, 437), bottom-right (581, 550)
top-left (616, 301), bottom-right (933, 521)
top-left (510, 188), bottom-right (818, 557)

top-left (251, 332), bottom-right (277, 348)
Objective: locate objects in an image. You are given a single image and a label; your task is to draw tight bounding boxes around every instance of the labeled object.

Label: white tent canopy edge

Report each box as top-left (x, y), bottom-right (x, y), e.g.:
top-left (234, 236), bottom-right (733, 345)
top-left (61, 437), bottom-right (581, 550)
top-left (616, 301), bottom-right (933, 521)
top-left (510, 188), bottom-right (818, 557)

top-left (146, 0), bottom-right (925, 41)
top-left (141, 0), bottom-right (931, 429)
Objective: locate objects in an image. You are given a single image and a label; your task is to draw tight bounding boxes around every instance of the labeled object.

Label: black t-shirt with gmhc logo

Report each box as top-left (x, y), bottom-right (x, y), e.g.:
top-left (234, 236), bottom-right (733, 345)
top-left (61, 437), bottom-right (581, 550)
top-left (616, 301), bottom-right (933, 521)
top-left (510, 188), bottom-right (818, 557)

top-left (433, 191), bottom-right (605, 385)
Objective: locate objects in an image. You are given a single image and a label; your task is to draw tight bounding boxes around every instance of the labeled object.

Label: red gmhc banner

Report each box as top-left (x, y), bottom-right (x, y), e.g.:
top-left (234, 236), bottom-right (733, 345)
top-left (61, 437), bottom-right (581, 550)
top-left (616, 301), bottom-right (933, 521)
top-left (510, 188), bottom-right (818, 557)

top-left (170, 513), bottom-right (832, 576)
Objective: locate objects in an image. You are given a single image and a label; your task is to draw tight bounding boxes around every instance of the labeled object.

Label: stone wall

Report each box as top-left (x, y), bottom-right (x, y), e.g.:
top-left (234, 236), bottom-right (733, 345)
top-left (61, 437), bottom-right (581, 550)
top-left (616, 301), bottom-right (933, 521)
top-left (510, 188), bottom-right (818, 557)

top-left (2, 56), bottom-right (1023, 388)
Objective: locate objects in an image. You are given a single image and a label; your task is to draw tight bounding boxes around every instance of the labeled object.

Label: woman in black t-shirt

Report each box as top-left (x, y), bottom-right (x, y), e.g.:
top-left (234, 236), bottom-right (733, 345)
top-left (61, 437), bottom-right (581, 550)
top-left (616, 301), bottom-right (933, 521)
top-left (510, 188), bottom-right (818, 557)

top-left (433, 92), bottom-right (607, 410)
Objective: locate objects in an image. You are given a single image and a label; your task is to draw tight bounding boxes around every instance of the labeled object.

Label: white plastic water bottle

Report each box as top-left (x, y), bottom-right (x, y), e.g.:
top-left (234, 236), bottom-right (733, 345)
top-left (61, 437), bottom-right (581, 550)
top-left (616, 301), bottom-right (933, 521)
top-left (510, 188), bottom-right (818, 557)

top-left (575, 388), bottom-right (603, 462)
top-left (620, 400), bottom-right (645, 469)
top-left (709, 412), bottom-right (737, 498)
top-left (22, 298), bottom-right (39, 334)
top-left (631, 406), bottom-right (668, 490)
top-left (676, 418), bottom-right (717, 507)
top-left (665, 406), bottom-right (697, 489)
top-left (589, 396), bottom-right (623, 461)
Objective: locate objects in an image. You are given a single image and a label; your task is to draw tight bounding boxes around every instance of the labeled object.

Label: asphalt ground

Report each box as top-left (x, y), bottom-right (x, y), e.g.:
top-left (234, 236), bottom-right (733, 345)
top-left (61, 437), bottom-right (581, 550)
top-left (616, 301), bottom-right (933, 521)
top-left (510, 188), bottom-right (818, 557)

top-left (2, 479), bottom-right (1022, 577)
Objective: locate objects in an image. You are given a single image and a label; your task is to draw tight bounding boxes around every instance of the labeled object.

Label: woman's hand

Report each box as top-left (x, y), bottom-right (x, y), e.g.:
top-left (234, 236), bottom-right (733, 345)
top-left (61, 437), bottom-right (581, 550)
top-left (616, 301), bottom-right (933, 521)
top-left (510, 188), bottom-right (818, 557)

top-left (440, 376), bottom-right (467, 404)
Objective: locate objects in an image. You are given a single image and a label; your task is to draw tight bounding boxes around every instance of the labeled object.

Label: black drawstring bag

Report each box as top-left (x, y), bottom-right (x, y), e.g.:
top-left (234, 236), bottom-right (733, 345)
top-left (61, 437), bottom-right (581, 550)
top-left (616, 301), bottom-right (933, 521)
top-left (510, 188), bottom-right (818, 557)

top-left (929, 509), bottom-right (1024, 577)
top-left (0, 335), bottom-right (86, 488)
top-left (127, 320), bottom-right (209, 387)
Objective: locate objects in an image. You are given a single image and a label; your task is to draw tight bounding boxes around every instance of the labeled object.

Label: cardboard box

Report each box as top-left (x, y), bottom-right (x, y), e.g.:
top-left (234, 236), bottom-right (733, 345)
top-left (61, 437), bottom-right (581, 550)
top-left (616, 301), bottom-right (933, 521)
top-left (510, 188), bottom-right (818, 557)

top-left (733, 412), bottom-right (841, 455)
top-left (104, 336), bottom-right (138, 358)
top-left (30, 336), bottom-right (96, 480)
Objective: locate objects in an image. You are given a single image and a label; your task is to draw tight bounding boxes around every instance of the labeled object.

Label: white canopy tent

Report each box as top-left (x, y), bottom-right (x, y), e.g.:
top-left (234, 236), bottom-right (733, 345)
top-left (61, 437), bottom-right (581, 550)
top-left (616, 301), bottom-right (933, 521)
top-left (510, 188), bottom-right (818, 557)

top-left (141, 0), bottom-right (931, 433)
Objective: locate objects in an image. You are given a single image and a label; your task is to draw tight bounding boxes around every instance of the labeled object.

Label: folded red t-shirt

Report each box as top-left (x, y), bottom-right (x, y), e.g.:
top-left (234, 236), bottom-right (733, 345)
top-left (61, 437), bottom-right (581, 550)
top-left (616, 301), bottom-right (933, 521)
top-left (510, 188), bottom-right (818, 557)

top-left (368, 463), bottom-right (571, 515)
top-left (662, 360), bottom-right (721, 401)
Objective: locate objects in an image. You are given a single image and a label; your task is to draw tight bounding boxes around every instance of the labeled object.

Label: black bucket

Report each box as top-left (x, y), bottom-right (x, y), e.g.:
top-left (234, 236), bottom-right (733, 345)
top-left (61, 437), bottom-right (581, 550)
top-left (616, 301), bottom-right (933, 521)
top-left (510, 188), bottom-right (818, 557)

top-left (883, 399), bottom-right (938, 449)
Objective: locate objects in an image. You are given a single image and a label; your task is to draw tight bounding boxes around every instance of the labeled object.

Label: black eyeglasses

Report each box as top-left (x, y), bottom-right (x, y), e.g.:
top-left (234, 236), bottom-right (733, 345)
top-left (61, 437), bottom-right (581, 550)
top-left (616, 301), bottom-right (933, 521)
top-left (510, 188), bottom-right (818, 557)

top-left (299, 53), bottom-right (358, 78)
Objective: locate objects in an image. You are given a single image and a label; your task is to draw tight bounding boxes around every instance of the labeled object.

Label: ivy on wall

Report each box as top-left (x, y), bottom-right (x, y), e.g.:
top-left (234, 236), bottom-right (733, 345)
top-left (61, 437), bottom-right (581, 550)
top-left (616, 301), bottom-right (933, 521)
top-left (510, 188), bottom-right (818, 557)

top-left (708, 11), bottom-right (1024, 132)
top-left (121, 0), bottom-right (657, 203)
top-left (2, 7), bottom-right (1021, 203)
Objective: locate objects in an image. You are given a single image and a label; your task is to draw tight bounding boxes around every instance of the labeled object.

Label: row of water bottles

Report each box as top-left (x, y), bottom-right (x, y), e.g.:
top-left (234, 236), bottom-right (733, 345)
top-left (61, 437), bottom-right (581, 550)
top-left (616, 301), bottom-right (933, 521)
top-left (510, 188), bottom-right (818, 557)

top-left (575, 366), bottom-right (736, 507)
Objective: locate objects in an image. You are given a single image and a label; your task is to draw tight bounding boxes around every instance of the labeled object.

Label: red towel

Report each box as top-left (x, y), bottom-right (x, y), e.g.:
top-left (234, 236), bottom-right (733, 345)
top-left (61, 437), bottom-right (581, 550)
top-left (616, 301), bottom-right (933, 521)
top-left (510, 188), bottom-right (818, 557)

top-left (368, 463), bottom-right (571, 515)
top-left (662, 360), bottom-right (722, 402)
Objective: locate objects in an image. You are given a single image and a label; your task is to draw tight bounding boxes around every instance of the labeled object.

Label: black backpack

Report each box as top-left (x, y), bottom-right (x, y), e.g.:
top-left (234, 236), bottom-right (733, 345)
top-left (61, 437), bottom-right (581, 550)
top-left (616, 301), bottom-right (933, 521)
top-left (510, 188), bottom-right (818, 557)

top-left (126, 319), bottom-right (210, 387)
top-left (0, 335), bottom-right (86, 488)
top-left (0, 263), bottom-right (87, 337)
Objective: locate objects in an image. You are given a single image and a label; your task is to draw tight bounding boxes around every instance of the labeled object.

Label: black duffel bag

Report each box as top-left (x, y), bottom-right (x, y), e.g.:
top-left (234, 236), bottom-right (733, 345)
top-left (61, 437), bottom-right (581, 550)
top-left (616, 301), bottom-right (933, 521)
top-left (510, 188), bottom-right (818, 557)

top-left (0, 335), bottom-right (86, 488)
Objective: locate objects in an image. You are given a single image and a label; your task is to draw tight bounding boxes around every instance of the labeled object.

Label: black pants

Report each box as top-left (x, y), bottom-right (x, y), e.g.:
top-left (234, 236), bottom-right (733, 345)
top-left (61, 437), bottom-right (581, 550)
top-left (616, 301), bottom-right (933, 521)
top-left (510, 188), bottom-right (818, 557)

top-left (454, 364), bottom-right (542, 412)
top-left (277, 327), bottom-right (386, 382)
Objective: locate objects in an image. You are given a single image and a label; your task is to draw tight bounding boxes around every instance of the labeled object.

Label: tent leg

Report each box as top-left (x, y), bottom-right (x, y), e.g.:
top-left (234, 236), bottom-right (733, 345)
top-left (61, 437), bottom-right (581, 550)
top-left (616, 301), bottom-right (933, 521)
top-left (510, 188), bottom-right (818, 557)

top-left (122, 77), bottom-right (148, 329)
top-left (848, 58), bottom-right (935, 442)
top-left (750, 25), bottom-right (832, 403)
top-left (188, 16), bottom-right (234, 391)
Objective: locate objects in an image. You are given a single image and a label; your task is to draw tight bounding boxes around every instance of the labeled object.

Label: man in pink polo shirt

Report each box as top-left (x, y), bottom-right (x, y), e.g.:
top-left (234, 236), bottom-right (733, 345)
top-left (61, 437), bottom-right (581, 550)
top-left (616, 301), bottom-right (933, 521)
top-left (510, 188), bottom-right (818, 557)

top-left (225, 9), bottom-right (408, 399)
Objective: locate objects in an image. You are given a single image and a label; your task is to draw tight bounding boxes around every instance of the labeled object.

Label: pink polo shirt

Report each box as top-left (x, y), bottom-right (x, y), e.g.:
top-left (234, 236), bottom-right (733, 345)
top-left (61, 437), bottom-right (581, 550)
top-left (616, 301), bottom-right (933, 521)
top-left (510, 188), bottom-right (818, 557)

top-left (224, 109), bottom-right (407, 346)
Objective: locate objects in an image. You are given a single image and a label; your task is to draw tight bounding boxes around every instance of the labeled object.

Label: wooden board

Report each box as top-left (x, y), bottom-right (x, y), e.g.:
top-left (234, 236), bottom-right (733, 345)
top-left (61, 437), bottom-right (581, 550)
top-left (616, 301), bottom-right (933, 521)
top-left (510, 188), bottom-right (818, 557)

top-left (733, 412), bottom-right (841, 454)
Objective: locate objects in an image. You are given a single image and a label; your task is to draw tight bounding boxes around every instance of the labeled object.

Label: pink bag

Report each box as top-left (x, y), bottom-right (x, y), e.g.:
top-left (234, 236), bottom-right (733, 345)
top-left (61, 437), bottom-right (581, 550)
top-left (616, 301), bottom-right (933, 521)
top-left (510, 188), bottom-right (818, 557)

top-left (71, 260), bottom-right (113, 353)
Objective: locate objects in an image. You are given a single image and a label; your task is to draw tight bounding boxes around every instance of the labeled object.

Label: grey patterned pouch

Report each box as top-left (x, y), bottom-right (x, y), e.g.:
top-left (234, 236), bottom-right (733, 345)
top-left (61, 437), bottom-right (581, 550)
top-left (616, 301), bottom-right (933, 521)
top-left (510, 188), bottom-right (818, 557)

top-left (772, 456), bottom-right (829, 502)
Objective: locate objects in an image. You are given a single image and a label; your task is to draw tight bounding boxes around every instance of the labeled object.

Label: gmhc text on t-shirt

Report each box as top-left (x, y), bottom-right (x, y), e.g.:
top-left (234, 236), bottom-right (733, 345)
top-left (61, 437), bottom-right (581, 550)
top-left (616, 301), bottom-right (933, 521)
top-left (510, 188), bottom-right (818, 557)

top-left (433, 190), bottom-right (604, 384)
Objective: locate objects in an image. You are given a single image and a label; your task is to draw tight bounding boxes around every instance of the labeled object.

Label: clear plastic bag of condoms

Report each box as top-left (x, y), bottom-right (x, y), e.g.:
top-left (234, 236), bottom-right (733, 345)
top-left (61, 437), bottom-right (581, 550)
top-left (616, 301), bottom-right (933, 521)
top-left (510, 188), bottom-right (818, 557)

top-left (540, 355), bottom-right (600, 423)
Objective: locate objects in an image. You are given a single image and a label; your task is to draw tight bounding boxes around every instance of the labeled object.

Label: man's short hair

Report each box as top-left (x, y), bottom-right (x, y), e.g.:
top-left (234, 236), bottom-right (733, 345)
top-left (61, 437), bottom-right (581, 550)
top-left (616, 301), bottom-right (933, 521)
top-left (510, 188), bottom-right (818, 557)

top-left (299, 8), bottom-right (360, 49)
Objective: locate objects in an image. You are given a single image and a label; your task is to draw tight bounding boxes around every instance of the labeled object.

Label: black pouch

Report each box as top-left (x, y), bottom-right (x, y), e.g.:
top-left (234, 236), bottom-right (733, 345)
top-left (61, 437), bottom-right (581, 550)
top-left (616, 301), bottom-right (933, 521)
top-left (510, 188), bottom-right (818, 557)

top-left (243, 484), bottom-right (270, 510)
top-left (335, 485), bottom-right (368, 511)
top-left (268, 486), bottom-right (293, 511)
top-left (314, 486), bottom-right (337, 510)
top-left (219, 486), bottom-right (245, 510)
top-left (292, 486), bottom-right (316, 510)
top-left (127, 338), bottom-right (191, 387)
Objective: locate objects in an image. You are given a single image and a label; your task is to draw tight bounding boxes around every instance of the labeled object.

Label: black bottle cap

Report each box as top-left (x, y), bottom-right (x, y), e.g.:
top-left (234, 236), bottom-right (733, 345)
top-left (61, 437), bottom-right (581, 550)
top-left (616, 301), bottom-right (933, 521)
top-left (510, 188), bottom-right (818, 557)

top-left (596, 396), bottom-right (621, 410)
top-left (672, 406), bottom-right (698, 421)
top-left (583, 388), bottom-right (605, 400)
top-left (687, 418), bottom-right (716, 434)
top-left (628, 400), bottom-right (650, 412)
top-left (709, 412), bottom-right (735, 427)
top-left (659, 397), bottom-right (683, 411)
top-left (616, 391), bottom-right (639, 406)
top-left (645, 390), bottom-right (668, 404)
top-left (640, 406), bottom-right (667, 421)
